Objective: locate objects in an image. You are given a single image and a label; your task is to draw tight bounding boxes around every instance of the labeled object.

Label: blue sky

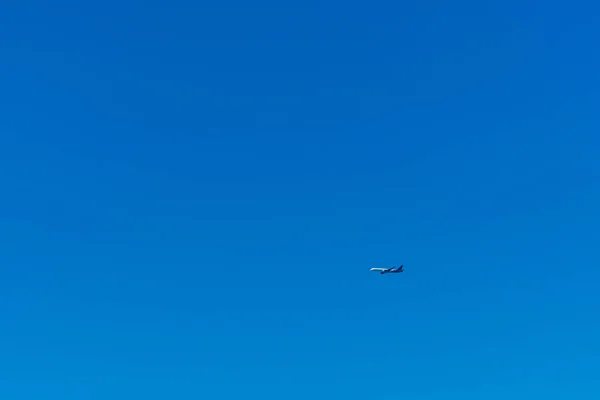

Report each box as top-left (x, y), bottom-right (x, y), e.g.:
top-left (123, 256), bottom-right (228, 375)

top-left (1, 1), bottom-right (599, 398)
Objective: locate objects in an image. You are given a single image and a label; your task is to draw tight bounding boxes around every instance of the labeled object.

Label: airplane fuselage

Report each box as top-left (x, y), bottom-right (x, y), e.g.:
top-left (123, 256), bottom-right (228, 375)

top-left (370, 266), bottom-right (403, 274)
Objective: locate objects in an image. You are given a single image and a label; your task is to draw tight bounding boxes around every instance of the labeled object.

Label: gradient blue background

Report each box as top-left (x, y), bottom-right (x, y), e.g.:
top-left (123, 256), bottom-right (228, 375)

top-left (1, 1), bottom-right (599, 398)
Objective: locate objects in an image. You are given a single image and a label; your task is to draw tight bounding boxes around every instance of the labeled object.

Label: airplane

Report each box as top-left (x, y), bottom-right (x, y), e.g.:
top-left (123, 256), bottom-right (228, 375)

top-left (370, 265), bottom-right (404, 274)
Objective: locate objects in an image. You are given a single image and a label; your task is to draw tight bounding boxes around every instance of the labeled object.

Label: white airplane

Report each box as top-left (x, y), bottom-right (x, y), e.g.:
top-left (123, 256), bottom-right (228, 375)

top-left (370, 265), bottom-right (404, 274)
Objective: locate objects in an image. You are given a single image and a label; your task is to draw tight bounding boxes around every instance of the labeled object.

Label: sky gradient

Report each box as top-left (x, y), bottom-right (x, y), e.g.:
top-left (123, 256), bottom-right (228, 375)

top-left (1, 1), bottom-right (599, 398)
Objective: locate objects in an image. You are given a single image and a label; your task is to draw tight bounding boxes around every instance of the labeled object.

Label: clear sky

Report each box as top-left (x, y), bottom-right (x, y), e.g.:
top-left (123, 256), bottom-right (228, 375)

top-left (1, 1), bottom-right (599, 398)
